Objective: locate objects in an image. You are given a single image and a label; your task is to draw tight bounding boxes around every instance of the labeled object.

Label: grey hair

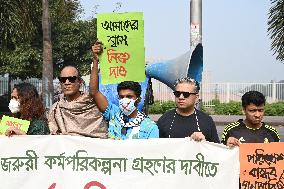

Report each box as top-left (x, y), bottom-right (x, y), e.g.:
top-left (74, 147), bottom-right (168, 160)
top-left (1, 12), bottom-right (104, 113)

top-left (174, 77), bottom-right (200, 92)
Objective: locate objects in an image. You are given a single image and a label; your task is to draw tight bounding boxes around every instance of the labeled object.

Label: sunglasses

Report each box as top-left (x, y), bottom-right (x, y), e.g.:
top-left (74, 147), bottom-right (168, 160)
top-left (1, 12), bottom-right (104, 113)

top-left (58, 76), bottom-right (78, 83)
top-left (173, 91), bottom-right (197, 98)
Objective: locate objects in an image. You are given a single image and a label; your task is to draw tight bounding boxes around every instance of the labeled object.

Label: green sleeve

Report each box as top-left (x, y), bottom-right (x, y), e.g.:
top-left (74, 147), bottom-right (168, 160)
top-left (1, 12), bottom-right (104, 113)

top-left (27, 119), bottom-right (50, 135)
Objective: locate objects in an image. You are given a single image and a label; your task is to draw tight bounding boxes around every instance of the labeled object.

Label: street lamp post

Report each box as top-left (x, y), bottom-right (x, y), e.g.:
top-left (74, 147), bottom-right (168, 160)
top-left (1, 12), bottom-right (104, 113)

top-left (190, 0), bottom-right (202, 48)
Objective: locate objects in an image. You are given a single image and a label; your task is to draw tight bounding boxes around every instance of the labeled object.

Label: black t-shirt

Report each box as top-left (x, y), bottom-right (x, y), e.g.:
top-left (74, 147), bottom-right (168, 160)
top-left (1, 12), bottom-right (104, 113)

top-left (221, 119), bottom-right (280, 144)
top-left (157, 109), bottom-right (220, 143)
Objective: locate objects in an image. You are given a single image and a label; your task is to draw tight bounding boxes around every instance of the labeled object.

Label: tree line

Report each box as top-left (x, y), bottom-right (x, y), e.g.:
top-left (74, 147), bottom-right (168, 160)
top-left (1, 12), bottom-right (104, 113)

top-left (0, 0), bottom-right (97, 79)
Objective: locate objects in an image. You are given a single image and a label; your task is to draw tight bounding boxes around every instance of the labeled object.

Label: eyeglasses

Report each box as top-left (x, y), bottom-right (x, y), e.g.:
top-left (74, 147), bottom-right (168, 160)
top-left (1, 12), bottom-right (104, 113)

top-left (173, 91), bottom-right (197, 98)
top-left (58, 76), bottom-right (78, 83)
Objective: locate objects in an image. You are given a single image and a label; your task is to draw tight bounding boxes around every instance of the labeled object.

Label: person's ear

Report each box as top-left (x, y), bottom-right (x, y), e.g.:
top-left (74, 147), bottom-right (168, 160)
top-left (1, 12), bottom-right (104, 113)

top-left (195, 93), bottom-right (199, 103)
top-left (135, 97), bottom-right (141, 105)
top-left (78, 77), bottom-right (83, 83)
top-left (78, 78), bottom-right (84, 91)
top-left (242, 107), bottom-right (245, 115)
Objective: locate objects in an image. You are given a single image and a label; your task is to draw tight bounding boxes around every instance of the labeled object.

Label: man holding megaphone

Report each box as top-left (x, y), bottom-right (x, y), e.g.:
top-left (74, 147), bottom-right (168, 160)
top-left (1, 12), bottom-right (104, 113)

top-left (157, 77), bottom-right (220, 143)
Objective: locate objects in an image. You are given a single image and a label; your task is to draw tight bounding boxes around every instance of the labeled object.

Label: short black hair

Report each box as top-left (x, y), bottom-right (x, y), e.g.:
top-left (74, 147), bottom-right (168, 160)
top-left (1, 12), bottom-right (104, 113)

top-left (241, 91), bottom-right (265, 108)
top-left (117, 81), bottom-right (142, 97)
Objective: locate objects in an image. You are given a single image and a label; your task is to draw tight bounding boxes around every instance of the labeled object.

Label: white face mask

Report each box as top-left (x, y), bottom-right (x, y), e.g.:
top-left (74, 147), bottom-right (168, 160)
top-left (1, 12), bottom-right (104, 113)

top-left (8, 99), bottom-right (20, 113)
top-left (119, 98), bottom-right (137, 116)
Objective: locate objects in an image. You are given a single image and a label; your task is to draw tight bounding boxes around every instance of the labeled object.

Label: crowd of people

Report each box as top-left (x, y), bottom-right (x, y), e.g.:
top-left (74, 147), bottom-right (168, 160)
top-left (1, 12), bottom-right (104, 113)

top-left (1, 41), bottom-right (280, 147)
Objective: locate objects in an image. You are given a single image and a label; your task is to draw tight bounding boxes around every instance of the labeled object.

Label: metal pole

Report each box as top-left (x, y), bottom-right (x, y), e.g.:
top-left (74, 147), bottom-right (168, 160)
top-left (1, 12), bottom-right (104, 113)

top-left (190, 0), bottom-right (202, 48)
top-left (191, 0), bottom-right (203, 110)
top-left (272, 80), bottom-right (276, 102)
top-left (226, 83), bottom-right (230, 103)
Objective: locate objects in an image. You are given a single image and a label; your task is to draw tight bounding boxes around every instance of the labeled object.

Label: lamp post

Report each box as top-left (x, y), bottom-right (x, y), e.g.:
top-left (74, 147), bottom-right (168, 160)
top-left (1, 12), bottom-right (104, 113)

top-left (190, 0), bottom-right (202, 48)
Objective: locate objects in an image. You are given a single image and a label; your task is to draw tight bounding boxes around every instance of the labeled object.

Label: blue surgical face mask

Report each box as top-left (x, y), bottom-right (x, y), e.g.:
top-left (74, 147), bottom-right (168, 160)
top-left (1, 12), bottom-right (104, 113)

top-left (119, 98), bottom-right (137, 116)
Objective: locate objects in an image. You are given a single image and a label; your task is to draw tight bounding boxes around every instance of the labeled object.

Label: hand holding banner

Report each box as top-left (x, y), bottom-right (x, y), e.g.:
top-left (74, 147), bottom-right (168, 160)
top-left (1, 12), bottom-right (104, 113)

top-left (0, 137), bottom-right (239, 188)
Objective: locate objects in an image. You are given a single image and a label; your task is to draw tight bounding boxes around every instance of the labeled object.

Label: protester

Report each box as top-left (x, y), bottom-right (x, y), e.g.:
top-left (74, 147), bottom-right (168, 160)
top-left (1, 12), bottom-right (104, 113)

top-left (221, 91), bottom-right (280, 147)
top-left (48, 65), bottom-right (108, 138)
top-left (157, 77), bottom-right (220, 143)
top-left (90, 41), bottom-right (159, 140)
top-left (5, 83), bottom-right (50, 136)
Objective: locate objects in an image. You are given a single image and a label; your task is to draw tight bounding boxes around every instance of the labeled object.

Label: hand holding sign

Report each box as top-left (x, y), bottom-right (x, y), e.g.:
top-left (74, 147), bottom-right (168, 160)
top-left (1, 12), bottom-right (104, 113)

top-left (92, 40), bottom-right (104, 62)
top-left (226, 137), bottom-right (240, 148)
top-left (0, 115), bottom-right (30, 136)
top-left (5, 126), bottom-right (27, 136)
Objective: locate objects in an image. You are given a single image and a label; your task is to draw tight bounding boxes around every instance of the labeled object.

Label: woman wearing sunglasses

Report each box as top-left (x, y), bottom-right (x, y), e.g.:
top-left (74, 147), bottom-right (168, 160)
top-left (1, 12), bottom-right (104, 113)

top-left (5, 83), bottom-right (50, 136)
top-left (157, 77), bottom-right (220, 143)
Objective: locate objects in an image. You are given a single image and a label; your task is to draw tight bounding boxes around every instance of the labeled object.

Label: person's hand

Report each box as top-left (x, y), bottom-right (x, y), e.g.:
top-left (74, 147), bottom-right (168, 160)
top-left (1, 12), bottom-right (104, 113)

top-left (5, 127), bottom-right (26, 137)
top-left (226, 137), bottom-right (240, 147)
top-left (190, 132), bottom-right (205, 142)
top-left (49, 131), bottom-right (58, 135)
top-left (91, 40), bottom-right (103, 61)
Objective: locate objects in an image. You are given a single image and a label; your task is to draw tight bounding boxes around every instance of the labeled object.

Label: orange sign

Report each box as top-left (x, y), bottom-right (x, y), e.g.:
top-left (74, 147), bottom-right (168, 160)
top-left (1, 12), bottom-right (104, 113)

top-left (240, 142), bottom-right (284, 189)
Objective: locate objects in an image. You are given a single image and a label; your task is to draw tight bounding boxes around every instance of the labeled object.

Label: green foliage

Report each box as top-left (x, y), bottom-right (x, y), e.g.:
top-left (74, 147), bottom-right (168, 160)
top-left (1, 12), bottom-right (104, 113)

top-left (149, 100), bottom-right (284, 116)
top-left (206, 99), bottom-right (221, 106)
top-left (268, 0), bottom-right (284, 61)
top-left (149, 101), bottom-right (176, 114)
top-left (52, 19), bottom-right (97, 77)
top-left (1, 45), bottom-right (42, 78)
top-left (0, 0), bottom-right (95, 79)
top-left (208, 101), bottom-right (284, 116)
top-left (213, 101), bottom-right (243, 115)
top-left (0, 0), bottom-right (42, 47)
top-left (265, 102), bottom-right (284, 116)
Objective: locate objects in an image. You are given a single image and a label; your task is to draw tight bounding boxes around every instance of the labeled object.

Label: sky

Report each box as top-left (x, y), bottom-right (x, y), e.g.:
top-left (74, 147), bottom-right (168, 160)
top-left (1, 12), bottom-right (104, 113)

top-left (79, 0), bottom-right (284, 82)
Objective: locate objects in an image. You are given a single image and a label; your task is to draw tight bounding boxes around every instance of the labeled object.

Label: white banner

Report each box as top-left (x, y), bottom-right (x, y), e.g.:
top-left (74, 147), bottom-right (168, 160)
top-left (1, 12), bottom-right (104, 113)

top-left (0, 136), bottom-right (239, 189)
